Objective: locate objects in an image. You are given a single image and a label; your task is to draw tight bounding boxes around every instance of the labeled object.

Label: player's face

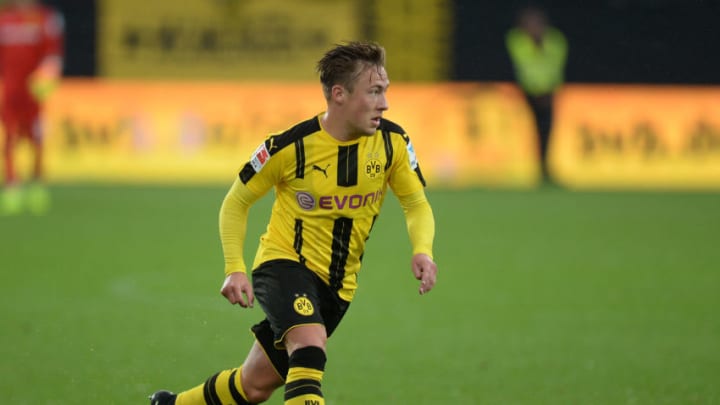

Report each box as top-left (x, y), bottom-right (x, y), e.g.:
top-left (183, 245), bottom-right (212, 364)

top-left (344, 65), bottom-right (389, 136)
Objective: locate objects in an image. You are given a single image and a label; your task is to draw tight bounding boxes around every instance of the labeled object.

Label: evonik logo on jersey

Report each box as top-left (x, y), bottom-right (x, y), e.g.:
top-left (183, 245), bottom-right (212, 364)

top-left (296, 189), bottom-right (384, 211)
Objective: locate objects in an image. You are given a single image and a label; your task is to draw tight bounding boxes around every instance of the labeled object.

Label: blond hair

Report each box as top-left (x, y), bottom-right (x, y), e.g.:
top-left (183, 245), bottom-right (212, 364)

top-left (316, 41), bottom-right (386, 100)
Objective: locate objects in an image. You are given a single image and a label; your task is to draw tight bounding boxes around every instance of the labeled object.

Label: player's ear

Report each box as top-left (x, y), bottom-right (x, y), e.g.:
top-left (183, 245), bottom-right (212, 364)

top-left (331, 84), bottom-right (346, 104)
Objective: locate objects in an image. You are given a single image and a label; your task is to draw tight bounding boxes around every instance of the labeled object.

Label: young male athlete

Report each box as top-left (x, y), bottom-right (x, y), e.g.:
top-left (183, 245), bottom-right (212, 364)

top-left (151, 41), bottom-right (438, 405)
top-left (0, 0), bottom-right (63, 215)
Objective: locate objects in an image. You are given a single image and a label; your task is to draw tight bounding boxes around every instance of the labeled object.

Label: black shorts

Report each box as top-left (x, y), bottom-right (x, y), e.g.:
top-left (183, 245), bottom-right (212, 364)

top-left (250, 259), bottom-right (350, 378)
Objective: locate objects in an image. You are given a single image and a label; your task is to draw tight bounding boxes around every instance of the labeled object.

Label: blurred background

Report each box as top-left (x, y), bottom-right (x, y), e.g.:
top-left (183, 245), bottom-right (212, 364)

top-left (2, 0), bottom-right (720, 404)
top-left (51, 0), bottom-right (720, 83)
top-left (11, 0), bottom-right (720, 189)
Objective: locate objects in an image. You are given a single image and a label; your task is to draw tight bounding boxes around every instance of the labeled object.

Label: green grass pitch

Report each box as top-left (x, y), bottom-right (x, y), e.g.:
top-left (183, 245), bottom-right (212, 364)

top-left (1, 184), bottom-right (719, 404)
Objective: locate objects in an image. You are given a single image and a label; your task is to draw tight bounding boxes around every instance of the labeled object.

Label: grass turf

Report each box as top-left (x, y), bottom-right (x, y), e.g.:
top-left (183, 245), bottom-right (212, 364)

top-left (1, 184), bottom-right (719, 404)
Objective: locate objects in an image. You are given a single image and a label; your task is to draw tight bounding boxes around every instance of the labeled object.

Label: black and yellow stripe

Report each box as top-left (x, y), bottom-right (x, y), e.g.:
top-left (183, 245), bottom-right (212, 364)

top-left (336, 144), bottom-right (358, 187)
top-left (284, 377), bottom-right (322, 401)
top-left (175, 366), bottom-right (252, 405)
top-left (380, 119), bottom-right (405, 172)
top-left (294, 219), bottom-right (306, 265)
top-left (284, 346), bottom-right (326, 405)
top-left (381, 119), bottom-right (427, 187)
top-left (294, 138), bottom-right (306, 179)
top-left (227, 369), bottom-right (248, 404)
top-left (239, 117), bottom-right (320, 184)
top-left (381, 129), bottom-right (394, 171)
top-left (400, 133), bottom-right (427, 186)
top-left (359, 215), bottom-right (378, 263)
top-left (203, 372), bottom-right (222, 405)
top-left (328, 217), bottom-right (353, 291)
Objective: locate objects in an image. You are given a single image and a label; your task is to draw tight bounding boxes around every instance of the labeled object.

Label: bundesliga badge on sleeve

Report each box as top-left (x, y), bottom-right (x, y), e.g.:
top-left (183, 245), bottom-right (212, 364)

top-left (250, 142), bottom-right (271, 173)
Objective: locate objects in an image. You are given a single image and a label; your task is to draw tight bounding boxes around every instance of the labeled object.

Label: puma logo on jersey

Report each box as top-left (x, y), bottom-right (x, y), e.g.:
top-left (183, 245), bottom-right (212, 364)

top-left (312, 164), bottom-right (330, 178)
top-left (268, 136), bottom-right (278, 151)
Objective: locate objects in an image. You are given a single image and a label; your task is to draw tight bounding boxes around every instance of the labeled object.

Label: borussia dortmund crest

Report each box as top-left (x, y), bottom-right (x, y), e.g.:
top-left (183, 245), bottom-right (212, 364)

top-left (293, 295), bottom-right (314, 316)
top-left (364, 159), bottom-right (383, 179)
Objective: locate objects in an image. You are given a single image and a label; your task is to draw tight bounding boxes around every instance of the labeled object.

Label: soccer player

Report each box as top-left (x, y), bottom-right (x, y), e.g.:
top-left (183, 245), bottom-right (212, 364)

top-left (150, 41), bottom-right (438, 405)
top-left (0, 0), bottom-right (63, 215)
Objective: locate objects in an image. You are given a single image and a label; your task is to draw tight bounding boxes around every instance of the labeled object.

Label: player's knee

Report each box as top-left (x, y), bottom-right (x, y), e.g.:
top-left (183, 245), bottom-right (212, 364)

top-left (291, 335), bottom-right (327, 353)
top-left (240, 364), bottom-right (283, 403)
top-left (243, 383), bottom-right (274, 404)
top-left (284, 326), bottom-right (327, 355)
top-left (288, 345), bottom-right (327, 372)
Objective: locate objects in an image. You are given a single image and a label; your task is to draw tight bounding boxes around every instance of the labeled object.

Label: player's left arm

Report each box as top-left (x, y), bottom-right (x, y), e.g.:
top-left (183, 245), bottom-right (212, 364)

top-left (398, 190), bottom-right (437, 295)
top-left (388, 133), bottom-right (438, 295)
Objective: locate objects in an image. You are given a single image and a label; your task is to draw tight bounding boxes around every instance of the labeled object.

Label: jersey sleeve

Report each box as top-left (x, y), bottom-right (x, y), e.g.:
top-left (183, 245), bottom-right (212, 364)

top-left (387, 132), bottom-right (426, 197)
top-left (219, 139), bottom-right (286, 275)
top-left (397, 190), bottom-right (435, 258)
top-left (219, 178), bottom-right (262, 275)
top-left (388, 132), bottom-right (435, 258)
top-left (239, 137), bottom-right (288, 194)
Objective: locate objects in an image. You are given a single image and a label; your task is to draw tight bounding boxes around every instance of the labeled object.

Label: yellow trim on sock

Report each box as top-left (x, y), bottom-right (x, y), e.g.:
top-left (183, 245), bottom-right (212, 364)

top-left (287, 366), bottom-right (324, 383)
top-left (231, 366), bottom-right (250, 401)
top-left (175, 367), bottom-right (250, 405)
top-left (285, 393), bottom-right (324, 405)
top-left (213, 369), bottom-right (236, 404)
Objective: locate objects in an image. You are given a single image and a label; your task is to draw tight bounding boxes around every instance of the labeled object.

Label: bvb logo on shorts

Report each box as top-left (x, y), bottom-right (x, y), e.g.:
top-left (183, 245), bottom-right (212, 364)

top-left (293, 294), bottom-right (314, 316)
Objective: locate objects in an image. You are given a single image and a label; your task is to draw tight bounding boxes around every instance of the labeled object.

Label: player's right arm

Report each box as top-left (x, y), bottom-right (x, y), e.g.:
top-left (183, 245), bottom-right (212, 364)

top-left (219, 138), bottom-right (285, 307)
top-left (219, 178), bottom-right (262, 307)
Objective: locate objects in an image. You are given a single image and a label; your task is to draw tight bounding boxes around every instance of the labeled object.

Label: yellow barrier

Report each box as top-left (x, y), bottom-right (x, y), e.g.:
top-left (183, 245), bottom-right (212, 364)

top-left (7, 80), bottom-right (719, 189)
top-left (37, 80), bottom-right (538, 186)
top-left (553, 85), bottom-right (720, 189)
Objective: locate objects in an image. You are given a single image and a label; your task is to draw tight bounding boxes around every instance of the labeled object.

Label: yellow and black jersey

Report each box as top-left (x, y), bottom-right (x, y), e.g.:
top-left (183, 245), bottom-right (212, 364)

top-left (220, 113), bottom-right (433, 302)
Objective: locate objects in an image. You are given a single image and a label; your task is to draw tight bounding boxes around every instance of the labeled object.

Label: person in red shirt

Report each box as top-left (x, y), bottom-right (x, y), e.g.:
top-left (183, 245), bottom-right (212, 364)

top-left (0, 0), bottom-right (63, 215)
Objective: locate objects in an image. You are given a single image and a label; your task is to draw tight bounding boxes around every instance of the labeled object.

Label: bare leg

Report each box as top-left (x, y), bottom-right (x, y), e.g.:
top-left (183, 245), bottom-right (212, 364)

top-left (240, 341), bottom-right (285, 403)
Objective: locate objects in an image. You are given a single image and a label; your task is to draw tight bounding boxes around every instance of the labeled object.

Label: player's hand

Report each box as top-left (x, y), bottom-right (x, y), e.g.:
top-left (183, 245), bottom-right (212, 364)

top-left (220, 271), bottom-right (255, 308)
top-left (411, 253), bottom-right (437, 295)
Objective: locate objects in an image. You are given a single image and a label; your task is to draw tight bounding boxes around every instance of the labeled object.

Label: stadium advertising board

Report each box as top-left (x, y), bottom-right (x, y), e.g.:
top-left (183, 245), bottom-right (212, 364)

top-left (98, 0), bottom-right (452, 82)
top-left (552, 85), bottom-right (720, 189)
top-left (98, 0), bottom-right (358, 80)
top-left (26, 81), bottom-right (720, 189)
top-left (36, 81), bottom-right (536, 186)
